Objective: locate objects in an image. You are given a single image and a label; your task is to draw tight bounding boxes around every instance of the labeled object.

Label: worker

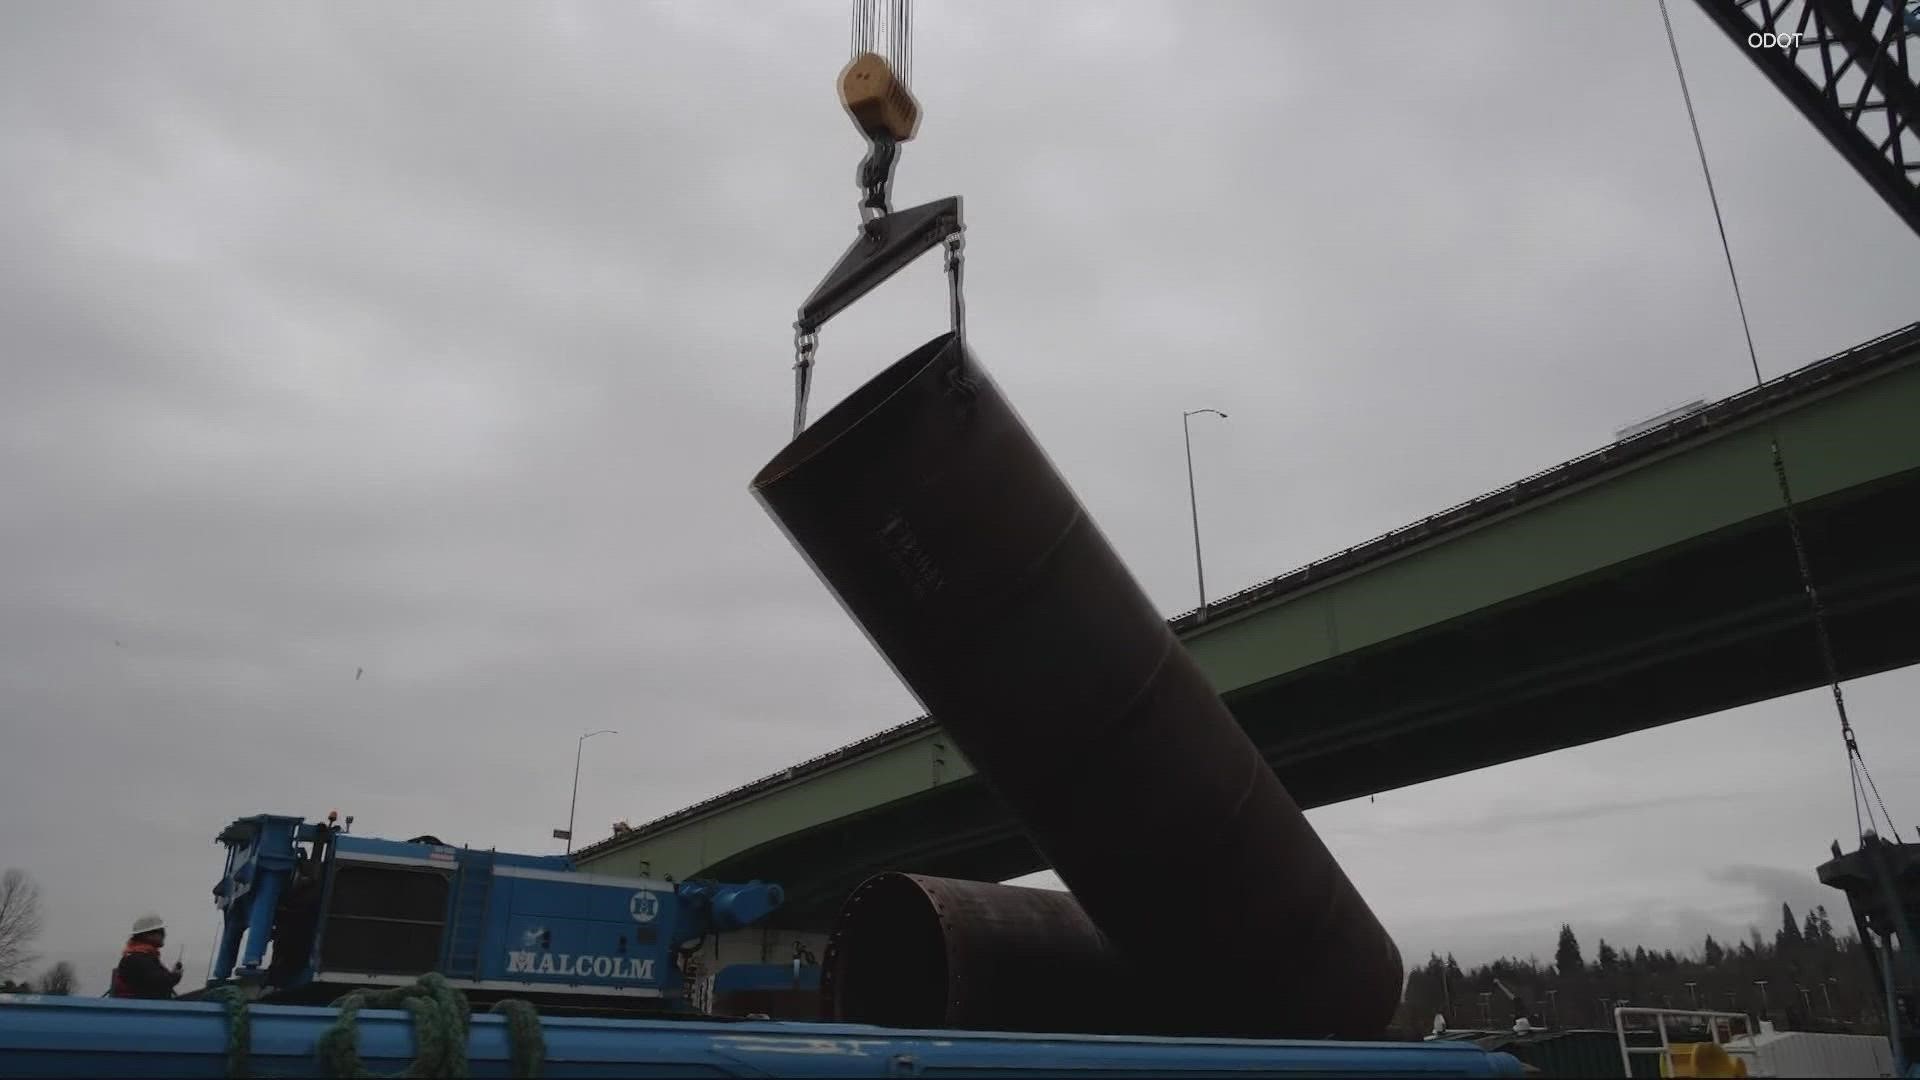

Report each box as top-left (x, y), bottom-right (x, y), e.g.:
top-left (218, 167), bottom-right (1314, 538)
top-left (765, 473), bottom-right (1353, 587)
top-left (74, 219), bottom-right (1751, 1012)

top-left (109, 914), bottom-right (183, 999)
top-left (791, 941), bottom-right (818, 985)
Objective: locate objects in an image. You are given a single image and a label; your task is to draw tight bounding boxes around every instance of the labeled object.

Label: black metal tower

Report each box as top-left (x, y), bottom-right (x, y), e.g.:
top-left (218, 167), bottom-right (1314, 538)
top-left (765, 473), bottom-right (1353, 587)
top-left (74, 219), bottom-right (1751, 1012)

top-left (1691, 0), bottom-right (1920, 235)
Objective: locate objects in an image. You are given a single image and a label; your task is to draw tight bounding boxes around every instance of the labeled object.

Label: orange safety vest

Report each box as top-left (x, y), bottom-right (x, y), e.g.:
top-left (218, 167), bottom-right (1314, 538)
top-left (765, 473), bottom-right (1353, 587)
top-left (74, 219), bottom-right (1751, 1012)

top-left (108, 939), bottom-right (167, 999)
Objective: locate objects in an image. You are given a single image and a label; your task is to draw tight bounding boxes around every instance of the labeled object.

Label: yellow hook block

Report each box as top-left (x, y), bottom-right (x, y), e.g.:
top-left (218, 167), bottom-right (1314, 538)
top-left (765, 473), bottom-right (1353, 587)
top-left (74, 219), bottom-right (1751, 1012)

top-left (840, 51), bottom-right (919, 142)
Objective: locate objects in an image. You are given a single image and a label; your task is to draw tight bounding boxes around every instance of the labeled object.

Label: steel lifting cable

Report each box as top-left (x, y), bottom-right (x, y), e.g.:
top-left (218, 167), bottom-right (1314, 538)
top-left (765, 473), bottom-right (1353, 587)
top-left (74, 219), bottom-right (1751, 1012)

top-left (850, 0), bottom-right (909, 83)
top-left (792, 0), bottom-right (958, 439)
top-left (1656, 0), bottom-right (1900, 843)
top-left (894, 0), bottom-right (911, 86)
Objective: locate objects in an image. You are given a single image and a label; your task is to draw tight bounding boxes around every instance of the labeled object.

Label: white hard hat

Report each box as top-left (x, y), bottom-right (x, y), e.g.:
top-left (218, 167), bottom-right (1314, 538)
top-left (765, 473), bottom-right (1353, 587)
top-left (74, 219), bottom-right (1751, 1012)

top-left (131, 913), bottom-right (166, 936)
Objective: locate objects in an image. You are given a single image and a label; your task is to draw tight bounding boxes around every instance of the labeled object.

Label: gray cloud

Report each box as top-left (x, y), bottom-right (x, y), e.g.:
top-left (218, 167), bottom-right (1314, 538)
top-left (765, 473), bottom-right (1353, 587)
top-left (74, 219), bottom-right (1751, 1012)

top-left (3, 1), bottom-right (1915, 993)
top-left (1711, 865), bottom-right (1834, 920)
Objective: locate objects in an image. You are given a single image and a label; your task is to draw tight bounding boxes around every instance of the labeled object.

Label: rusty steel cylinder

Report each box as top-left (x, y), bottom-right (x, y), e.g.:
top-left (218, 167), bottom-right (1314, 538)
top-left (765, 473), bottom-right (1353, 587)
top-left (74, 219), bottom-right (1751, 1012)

top-left (820, 872), bottom-right (1142, 1035)
top-left (750, 333), bottom-right (1402, 1038)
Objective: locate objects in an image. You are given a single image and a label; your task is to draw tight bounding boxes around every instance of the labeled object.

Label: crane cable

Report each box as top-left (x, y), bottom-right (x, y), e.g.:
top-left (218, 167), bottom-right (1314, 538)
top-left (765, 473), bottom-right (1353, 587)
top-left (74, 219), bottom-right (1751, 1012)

top-left (852, 0), bottom-right (911, 87)
top-left (793, 0), bottom-right (948, 440)
top-left (1655, 0), bottom-right (1901, 844)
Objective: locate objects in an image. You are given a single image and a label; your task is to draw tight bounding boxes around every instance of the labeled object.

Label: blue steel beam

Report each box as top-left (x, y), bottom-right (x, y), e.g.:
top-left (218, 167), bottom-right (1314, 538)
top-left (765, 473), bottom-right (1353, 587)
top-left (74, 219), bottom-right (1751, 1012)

top-left (0, 995), bottom-right (1525, 1077)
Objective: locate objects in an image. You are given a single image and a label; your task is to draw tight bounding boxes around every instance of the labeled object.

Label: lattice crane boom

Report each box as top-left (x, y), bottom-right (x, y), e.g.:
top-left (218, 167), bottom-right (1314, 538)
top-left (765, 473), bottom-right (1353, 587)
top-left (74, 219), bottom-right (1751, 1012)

top-left (1690, 0), bottom-right (1920, 235)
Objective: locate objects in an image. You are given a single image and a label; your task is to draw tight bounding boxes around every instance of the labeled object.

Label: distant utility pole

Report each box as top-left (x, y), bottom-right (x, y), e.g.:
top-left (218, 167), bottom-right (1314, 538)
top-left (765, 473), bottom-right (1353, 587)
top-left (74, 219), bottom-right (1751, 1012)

top-left (561, 729), bottom-right (618, 855)
top-left (1181, 408), bottom-right (1227, 620)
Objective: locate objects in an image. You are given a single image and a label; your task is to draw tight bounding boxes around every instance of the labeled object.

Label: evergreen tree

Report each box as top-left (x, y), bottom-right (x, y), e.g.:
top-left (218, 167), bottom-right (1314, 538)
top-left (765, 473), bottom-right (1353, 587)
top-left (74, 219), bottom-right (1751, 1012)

top-left (1405, 954), bottom-right (1446, 1022)
top-left (1555, 924), bottom-right (1584, 976)
top-left (1384, 916), bottom-right (1886, 1036)
top-left (1778, 904), bottom-right (1804, 951)
top-left (1816, 906), bottom-right (1836, 946)
top-left (1803, 908), bottom-right (1822, 944)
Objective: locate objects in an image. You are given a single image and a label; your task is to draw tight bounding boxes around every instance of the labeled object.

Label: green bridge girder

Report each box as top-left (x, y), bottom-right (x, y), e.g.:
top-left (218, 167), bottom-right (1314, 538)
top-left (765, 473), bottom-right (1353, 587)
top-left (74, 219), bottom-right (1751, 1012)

top-left (579, 322), bottom-right (1920, 925)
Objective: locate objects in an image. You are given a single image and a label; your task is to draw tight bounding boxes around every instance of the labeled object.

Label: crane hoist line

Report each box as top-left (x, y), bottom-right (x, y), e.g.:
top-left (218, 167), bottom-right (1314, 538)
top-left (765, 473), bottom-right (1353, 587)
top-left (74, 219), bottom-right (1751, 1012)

top-left (845, 0), bottom-right (919, 212)
top-left (790, 0), bottom-right (962, 440)
top-left (765, 1), bottom-right (1404, 1041)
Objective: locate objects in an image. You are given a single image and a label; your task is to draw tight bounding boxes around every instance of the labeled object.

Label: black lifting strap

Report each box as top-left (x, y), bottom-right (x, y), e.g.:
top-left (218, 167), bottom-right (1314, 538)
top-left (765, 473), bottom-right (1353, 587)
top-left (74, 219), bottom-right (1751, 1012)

top-left (790, 0), bottom-right (948, 439)
top-left (791, 197), bottom-right (965, 440)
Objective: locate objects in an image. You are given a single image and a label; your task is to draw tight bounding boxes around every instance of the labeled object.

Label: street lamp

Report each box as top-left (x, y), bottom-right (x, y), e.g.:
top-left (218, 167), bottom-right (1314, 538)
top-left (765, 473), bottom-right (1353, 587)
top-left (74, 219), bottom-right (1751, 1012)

top-left (561, 729), bottom-right (618, 855)
top-left (1182, 408), bottom-right (1228, 619)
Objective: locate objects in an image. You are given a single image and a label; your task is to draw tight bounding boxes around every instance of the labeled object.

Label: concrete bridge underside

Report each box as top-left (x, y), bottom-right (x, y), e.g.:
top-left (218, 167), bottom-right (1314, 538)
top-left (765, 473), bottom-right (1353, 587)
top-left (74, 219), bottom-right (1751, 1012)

top-left (578, 323), bottom-right (1920, 929)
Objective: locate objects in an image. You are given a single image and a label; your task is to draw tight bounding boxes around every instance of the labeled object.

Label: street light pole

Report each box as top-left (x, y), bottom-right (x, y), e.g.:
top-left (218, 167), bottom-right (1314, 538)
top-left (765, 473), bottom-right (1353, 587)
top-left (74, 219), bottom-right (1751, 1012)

top-left (566, 729), bottom-right (618, 855)
top-left (1182, 408), bottom-right (1227, 620)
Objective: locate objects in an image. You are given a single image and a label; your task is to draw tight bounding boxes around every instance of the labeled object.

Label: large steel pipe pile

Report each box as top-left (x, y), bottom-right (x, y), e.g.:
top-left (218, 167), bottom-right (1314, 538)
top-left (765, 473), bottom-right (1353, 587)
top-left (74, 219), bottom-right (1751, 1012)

top-left (750, 333), bottom-right (1402, 1038)
top-left (819, 872), bottom-right (1140, 1035)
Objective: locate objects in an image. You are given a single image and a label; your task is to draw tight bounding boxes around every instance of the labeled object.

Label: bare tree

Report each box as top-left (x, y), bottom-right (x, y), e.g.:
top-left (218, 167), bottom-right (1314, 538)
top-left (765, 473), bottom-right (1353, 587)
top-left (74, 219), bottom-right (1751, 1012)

top-left (36, 961), bottom-right (77, 996)
top-left (0, 869), bottom-right (46, 982)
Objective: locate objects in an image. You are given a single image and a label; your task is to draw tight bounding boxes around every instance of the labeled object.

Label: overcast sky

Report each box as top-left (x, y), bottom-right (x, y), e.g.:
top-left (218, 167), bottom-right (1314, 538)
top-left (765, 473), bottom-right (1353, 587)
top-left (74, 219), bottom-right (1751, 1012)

top-left (3, 2), bottom-right (1916, 995)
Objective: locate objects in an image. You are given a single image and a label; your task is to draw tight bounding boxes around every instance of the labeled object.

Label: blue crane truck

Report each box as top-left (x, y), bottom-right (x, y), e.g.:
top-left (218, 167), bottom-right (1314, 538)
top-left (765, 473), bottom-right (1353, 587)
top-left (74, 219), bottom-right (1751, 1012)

top-left (191, 812), bottom-right (785, 1015)
top-left (0, 811), bottom-right (1523, 1077)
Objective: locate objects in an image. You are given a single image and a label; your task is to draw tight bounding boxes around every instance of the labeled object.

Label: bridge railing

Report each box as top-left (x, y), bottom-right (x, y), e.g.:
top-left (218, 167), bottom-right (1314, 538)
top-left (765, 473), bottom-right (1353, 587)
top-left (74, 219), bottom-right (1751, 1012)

top-left (1174, 319), bottom-right (1920, 628)
top-left (1612, 1005), bottom-right (1761, 1077)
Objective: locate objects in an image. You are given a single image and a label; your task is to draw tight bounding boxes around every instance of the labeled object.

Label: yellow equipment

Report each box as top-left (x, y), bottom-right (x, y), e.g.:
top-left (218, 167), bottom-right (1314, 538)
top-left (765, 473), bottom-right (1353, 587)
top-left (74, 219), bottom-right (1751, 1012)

top-left (1660, 1040), bottom-right (1749, 1077)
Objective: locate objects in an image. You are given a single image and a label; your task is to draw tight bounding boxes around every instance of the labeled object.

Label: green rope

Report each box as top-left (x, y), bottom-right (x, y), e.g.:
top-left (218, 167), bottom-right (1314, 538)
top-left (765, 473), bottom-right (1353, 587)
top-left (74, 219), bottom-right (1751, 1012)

top-left (191, 972), bottom-right (547, 1078)
top-left (488, 999), bottom-right (546, 1079)
top-left (201, 985), bottom-right (253, 1079)
top-left (308, 973), bottom-right (549, 1079)
top-left (318, 972), bottom-right (472, 1078)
